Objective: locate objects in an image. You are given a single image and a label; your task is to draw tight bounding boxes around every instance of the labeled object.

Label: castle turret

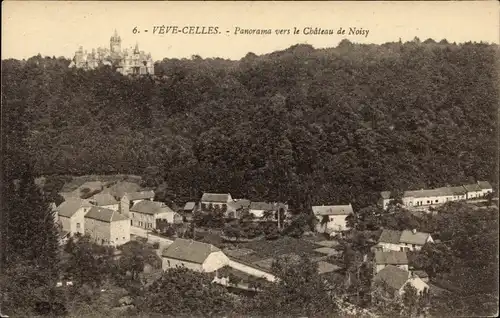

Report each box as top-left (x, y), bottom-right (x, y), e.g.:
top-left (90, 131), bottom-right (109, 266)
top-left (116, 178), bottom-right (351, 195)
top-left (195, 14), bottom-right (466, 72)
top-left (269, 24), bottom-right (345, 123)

top-left (110, 29), bottom-right (121, 53)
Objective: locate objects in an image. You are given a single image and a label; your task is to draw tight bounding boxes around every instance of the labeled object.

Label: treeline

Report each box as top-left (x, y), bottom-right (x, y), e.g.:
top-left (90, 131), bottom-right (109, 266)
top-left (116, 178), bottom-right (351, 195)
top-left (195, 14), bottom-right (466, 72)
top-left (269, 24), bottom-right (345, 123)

top-left (2, 38), bottom-right (498, 211)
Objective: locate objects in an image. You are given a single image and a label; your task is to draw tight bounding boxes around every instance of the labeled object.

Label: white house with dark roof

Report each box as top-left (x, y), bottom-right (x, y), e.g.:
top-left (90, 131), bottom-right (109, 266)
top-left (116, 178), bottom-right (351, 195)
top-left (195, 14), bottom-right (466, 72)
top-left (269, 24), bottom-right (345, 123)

top-left (249, 202), bottom-right (278, 218)
top-left (312, 204), bottom-right (354, 234)
top-left (374, 229), bottom-right (433, 252)
top-left (200, 192), bottom-right (233, 209)
top-left (463, 183), bottom-right (483, 200)
top-left (477, 181), bottom-right (493, 196)
top-left (129, 200), bottom-right (182, 229)
top-left (373, 250), bottom-right (409, 275)
top-left (162, 238), bottom-right (230, 272)
top-left (120, 190), bottom-right (155, 216)
top-left (56, 198), bottom-right (93, 236)
top-left (89, 193), bottom-right (120, 211)
top-left (84, 206), bottom-right (130, 246)
top-left (380, 181), bottom-right (494, 210)
top-left (183, 202), bottom-right (196, 213)
top-left (373, 265), bottom-right (429, 297)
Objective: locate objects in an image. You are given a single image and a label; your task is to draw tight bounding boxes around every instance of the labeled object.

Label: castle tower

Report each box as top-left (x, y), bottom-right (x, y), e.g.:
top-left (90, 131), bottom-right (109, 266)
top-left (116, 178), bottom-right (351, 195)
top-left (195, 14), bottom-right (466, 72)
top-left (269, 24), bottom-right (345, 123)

top-left (110, 29), bottom-right (121, 53)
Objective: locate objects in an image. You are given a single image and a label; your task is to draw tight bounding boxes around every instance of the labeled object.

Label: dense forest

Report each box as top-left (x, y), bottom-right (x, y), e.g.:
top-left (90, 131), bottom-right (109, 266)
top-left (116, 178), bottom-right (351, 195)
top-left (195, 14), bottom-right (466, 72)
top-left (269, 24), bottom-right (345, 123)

top-left (2, 38), bottom-right (498, 210)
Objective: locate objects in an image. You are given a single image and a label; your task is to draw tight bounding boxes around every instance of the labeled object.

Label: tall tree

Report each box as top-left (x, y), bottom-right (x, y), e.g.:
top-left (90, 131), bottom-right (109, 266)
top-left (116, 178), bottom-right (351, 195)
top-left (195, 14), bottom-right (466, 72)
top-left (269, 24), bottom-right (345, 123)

top-left (1, 164), bottom-right (60, 314)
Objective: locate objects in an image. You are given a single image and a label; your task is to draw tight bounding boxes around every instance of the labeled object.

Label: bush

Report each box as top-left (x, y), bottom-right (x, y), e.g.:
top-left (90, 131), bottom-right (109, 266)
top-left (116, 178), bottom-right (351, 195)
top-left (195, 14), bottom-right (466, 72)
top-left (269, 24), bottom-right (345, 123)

top-left (152, 242), bottom-right (159, 249)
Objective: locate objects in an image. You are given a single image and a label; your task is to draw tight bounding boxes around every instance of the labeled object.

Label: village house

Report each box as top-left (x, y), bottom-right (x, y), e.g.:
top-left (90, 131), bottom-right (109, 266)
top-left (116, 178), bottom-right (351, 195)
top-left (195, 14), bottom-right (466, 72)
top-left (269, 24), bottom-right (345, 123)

top-left (379, 180), bottom-right (494, 210)
top-left (89, 192), bottom-right (120, 211)
top-left (84, 206), bottom-right (130, 246)
top-left (56, 198), bottom-right (93, 236)
top-left (463, 183), bottom-right (484, 200)
top-left (373, 250), bottom-right (409, 275)
top-left (373, 265), bottom-right (430, 298)
top-left (200, 192), bottom-right (233, 210)
top-left (374, 229), bottom-right (434, 252)
top-left (129, 200), bottom-right (182, 229)
top-left (161, 239), bottom-right (278, 282)
top-left (182, 202), bottom-right (197, 221)
top-left (248, 202), bottom-right (278, 219)
top-left (162, 238), bottom-right (230, 272)
top-left (477, 181), bottom-right (494, 196)
top-left (312, 204), bottom-right (353, 234)
top-left (227, 199), bottom-right (251, 218)
top-left (120, 190), bottom-right (155, 216)
top-left (183, 202), bottom-right (197, 213)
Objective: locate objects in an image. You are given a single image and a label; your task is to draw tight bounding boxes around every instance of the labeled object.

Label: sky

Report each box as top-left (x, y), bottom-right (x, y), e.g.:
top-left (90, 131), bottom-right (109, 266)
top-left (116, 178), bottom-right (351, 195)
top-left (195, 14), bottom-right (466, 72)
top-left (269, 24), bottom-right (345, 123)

top-left (2, 1), bottom-right (499, 61)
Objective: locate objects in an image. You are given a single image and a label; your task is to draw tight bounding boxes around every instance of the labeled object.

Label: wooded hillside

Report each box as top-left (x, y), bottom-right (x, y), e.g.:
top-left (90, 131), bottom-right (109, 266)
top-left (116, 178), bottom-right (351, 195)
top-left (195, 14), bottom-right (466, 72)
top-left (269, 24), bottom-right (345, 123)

top-left (2, 39), bottom-right (498, 210)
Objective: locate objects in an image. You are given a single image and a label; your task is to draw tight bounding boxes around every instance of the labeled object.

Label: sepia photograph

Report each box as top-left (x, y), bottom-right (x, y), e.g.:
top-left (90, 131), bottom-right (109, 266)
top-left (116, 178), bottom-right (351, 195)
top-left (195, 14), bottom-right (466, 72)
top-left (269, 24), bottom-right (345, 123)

top-left (1, 1), bottom-right (499, 317)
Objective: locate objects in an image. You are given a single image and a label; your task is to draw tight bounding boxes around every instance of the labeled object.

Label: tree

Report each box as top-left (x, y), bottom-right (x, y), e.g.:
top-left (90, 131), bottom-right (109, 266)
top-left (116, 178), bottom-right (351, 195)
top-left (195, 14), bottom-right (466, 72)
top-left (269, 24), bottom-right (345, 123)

top-left (248, 254), bottom-right (340, 316)
top-left (118, 240), bottom-right (161, 281)
top-left (63, 235), bottom-right (115, 287)
top-left (140, 267), bottom-right (236, 316)
top-left (262, 209), bottom-right (274, 221)
top-left (1, 165), bottom-right (60, 314)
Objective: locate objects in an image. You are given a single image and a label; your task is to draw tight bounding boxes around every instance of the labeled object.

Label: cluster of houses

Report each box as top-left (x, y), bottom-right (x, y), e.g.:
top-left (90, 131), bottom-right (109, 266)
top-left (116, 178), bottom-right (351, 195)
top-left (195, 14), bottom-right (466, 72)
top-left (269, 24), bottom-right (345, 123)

top-left (379, 180), bottom-right (493, 210)
top-left (370, 229), bottom-right (434, 297)
top-left (56, 181), bottom-right (182, 246)
top-left (158, 227), bottom-right (434, 298)
top-left (53, 178), bottom-right (494, 301)
top-left (182, 193), bottom-right (288, 221)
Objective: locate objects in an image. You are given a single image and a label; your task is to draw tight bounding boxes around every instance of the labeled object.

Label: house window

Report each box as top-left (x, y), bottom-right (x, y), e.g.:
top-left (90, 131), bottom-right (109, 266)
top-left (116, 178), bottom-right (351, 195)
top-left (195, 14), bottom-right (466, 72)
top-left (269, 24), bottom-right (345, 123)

top-left (427, 200), bottom-right (430, 204)
top-left (400, 247), bottom-right (404, 252)
top-left (167, 260), bottom-right (171, 267)
top-left (123, 237), bottom-right (125, 240)
top-left (76, 223), bottom-right (81, 229)
top-left (412, 244), bottom-right (416, 248)
top-left (132, 213), bottom-right (134, 217)
top-left (131, 220), bottom-right (133, 225)
top-left (435, 200), bottom-right (438, 203)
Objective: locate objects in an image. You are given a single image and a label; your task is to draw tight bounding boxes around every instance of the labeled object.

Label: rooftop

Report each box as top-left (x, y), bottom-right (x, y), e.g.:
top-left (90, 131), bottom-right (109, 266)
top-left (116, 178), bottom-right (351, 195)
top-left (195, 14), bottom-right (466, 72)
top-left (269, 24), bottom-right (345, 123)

top-left (373, 265), bottom-right (410, 291)
top-left (90, 193), bottom-right (119, 206)
top-left (201, 193), bottom-right (231, 203)
top-left (162, 238), bottom-right (220, 264)
top-left (312, 204), bottom-right (353, 216)
top-left (378, 229), bottom-right (431, 246)
top-left (404, 187), bottom-right (453, 198)
top-left (124, 190), bottom-right (155, 201)
top-left (374, 251), bottom-right (408, 265)
top-left (84, 206), bottom-right (129, 223)
top-left (57, 198), bottom-right (93, 218)
top-left (378, 229), bottom-right (402, 245)
top-left (477, 181), bottom-right (493, 190)
top-left (183, 202), bottom-right (196, 210)
top-left (130, 200), bottom-right (174, 215)
top-left (249, 202), bottom-right (278, 211)
top-left (399, 230), bottom-right (431, 245)
top-left (463, 183), bottom-right (482, 192)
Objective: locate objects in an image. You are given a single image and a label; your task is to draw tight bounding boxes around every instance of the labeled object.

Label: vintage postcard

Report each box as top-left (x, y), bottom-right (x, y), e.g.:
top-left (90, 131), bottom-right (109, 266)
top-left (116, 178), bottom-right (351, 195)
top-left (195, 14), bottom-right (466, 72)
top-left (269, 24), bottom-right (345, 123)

top-left (1, 1), bottom-right (499, 317)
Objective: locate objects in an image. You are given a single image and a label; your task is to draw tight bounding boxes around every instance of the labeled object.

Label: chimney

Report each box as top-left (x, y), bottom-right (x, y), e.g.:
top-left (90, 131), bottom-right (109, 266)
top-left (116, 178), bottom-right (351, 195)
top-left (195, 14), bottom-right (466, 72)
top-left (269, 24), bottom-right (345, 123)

top-left (412, 229), bottom-right (417, 234)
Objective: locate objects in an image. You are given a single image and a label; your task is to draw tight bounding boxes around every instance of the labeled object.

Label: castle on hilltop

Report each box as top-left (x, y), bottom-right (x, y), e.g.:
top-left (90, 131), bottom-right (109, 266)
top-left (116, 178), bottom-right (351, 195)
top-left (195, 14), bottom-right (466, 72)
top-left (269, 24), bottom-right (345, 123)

top-left (69, 30), bottom-right (154, 75)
